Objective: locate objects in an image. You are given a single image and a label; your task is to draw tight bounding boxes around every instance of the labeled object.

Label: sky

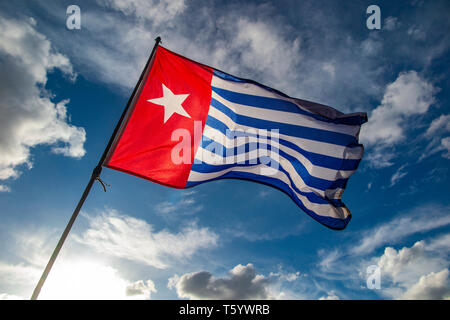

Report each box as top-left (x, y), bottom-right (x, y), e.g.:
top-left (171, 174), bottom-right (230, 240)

top-left (0, 0), bottom-right (449, 300)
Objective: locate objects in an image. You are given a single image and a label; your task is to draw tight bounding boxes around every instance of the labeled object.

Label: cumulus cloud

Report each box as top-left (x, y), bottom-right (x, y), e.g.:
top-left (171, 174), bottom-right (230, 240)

top-left (168, 263), bottom-right (274, 300)
top-left (367, 71), bottom-right (435, 139)
top-left (0, 15), bottom-right (86, 184)
top-left (377, 241), bottom-right (447, 285)
top-left (126, 280), bottom-right (156, 299)
top-left (400, 269), bottom-right (450, 300)
top-left (316, 229), bottom-right (450, 300)
top-left (317, 205), bottom-right (450, 277)
top-left (372, 234), bottom-right (450, 300)
top-left (361, 71), bottom-right (437, 167)
top-left (75, 209), bottom-right (218, 268)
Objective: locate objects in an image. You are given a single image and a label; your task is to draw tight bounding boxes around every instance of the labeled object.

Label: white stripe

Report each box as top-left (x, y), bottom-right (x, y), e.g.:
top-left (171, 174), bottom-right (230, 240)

top-left (195, 146), bottom-right (344, 199)
top-left (212, 75), bottom-right (357, 125)
top-left (212, 75), bottom-right (289, 99)
top-left (212, 91), bottom-right (360, 136)
top-left (188, 164), bottom-right (350, 219)
top-left (208, 105), bottom-right (364, 160)
top-left (202, 125), bottom-right (356, 180)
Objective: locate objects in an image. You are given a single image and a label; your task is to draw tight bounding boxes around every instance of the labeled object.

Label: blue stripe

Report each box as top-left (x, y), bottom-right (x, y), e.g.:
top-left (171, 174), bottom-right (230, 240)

top-left (213, 86), bottom-right (317, 120)
top-left (206, 116), bottom-right (363, 171)
top-left (186, 170), bottom-right (350, 230)
top-left (191, 160), bottom-right (342, 206)
top-left (211, 98), bottom-right (358, 147)
top-left (211, 75), bottom-right (367, 126)
top-left (197, 138), bottom-right (348, 191)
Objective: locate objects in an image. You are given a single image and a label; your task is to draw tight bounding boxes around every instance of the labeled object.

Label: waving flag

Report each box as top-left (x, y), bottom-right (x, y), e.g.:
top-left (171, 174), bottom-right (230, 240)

top-left (104, 45), bottom-right (367, 230)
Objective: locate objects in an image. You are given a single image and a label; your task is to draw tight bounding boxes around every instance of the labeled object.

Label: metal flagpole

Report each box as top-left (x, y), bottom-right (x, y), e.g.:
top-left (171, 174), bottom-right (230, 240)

top-left (30, 36), bottom-right (162, 300)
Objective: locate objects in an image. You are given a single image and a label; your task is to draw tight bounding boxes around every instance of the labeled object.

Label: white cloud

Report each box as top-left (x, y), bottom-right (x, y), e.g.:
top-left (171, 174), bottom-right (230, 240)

top-left (38, 260), bottom-right (154, 300)
top-left (372, 234), bottom-right (450, 300)
top-left (361, 35), bottom-right (382, 57)
top-left (315, 230), bottom-right (450, 300)
top-left (155, 194), bottom-right (203, 215)
top-left (319, 291), bottom-right (340, 300)
top-left (269, 270), bottom-right (300, 282)
top-left (225, 18), bottom-right (302, 93)
top-left (0, 293), bottom-right (24, 300)
top-left (321, 62), bottom-right (336, 78)
top-left (97, 0), bottom-right (186, 25)
top-left (317, 248), bottom-right (342, 272)
top-left (168, 263), bottom-right (274, 299)
top-left (400, 269), bottom-right (450, 300)
top-left (377, 240), bottom-right (447, 285)
top-left (362, 71), bottom-right (435, 145)
top-left (157, 10), bottom-right (304, 97)
top-left (390, 164), bottom-right (408, 187)
top-left (0, 262), bottom-right (41, 287)
top-left (0, 226), bottom-right (159, 300)
top-left (75, 209), bottom-right (218, 269)
top-left (0, 256), bottom-right (157, 300)
top-left (427, 233), bottom-right (450, 251)
top-left (317, 205), bottom-right (450, 276)
top-left (352, 204), bottom-right (450, 255)
top-left (364, 147), bottom-right (397, 169)
top-left (0, 15), bottom-right (86, 183)
top-left (426, 114), bottom-right (450, 137)
top-left (384, 17), bottom-right (400, 31)
top-left (0, 185), bottom-right (10, 192)
top-left (407, 26), bottom-right (426, 41)
top-left (439, 137), bottom-right (450, 159)
top-left (382, 71), bottom-right (435, 116)
top-left (361, 71), bottom-right (436, 167)
top-left (125, 280), bottom-right (157, 299)
top-left (41, 0), bottom-right (382, 113)
top-left (419, 114), bottom-right (450, 160)
top-left (155, 201), bottom-right (180, 214)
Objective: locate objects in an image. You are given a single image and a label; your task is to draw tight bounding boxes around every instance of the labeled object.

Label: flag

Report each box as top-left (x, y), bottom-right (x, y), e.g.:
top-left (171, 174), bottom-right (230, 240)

top-left (104, 45), bottom-right (367, 230)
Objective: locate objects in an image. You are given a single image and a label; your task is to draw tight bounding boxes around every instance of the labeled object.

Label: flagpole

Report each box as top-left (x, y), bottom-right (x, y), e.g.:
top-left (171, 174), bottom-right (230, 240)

top-left (30, 36), bottom-right (162, 300)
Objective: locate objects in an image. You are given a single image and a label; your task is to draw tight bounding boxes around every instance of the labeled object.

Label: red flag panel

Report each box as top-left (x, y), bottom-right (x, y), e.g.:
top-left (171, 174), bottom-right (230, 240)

top-left (104, 46), bottom-right (213, 188)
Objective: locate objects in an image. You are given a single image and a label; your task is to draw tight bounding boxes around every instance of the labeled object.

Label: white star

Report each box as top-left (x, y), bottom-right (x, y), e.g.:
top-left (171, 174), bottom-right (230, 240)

top-left (147, 84), bottom-right (191, 123)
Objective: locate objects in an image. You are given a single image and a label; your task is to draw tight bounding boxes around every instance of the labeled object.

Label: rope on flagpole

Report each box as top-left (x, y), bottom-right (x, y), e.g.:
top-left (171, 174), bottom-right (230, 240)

top-left (30, 36), bottom-right (162, 300)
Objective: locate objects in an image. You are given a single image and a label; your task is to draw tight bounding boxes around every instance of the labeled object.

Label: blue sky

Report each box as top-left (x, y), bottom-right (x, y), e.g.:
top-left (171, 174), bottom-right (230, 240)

top-left (0, 0), bottom-right (449, 300)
